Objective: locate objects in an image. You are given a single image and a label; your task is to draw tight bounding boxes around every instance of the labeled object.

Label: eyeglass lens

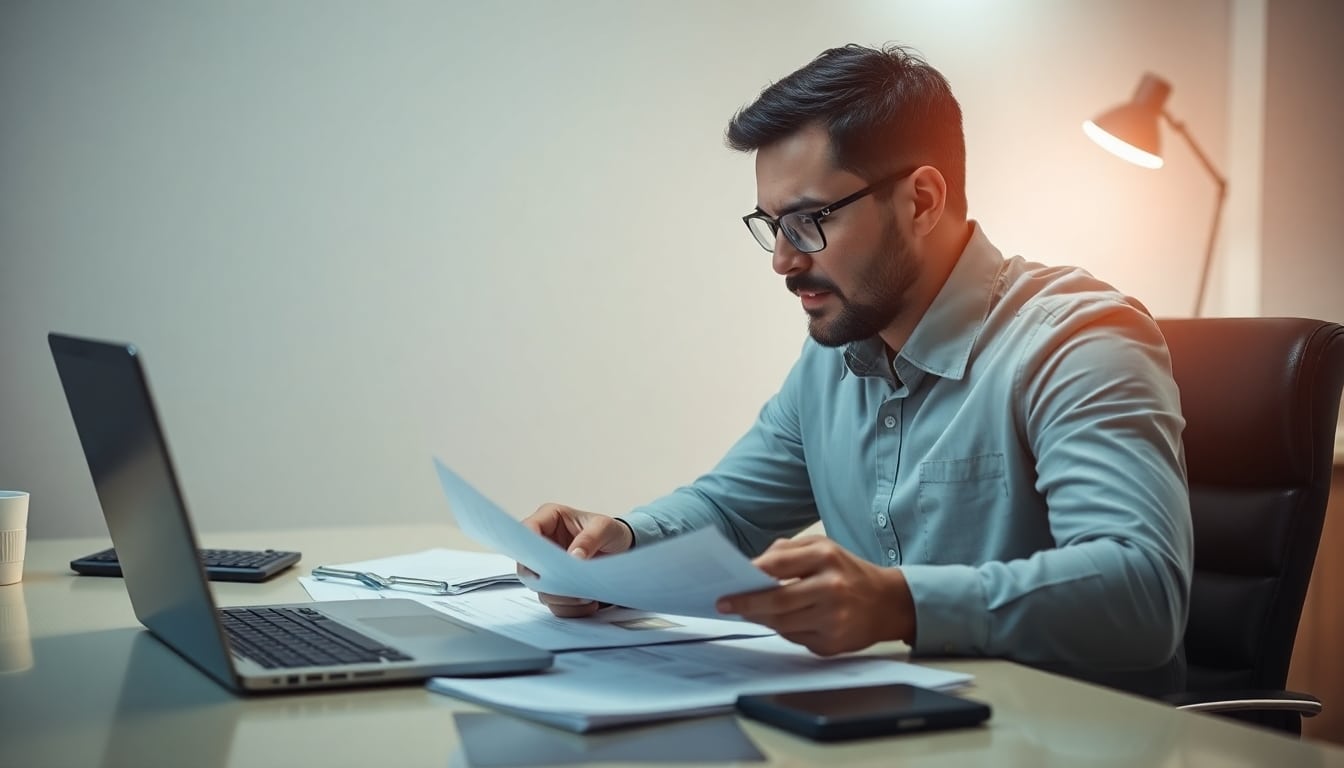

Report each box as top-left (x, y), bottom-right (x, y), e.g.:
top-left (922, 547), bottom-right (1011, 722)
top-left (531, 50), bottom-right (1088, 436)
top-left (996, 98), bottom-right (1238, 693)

top-left (748, 214), bottom-right (824, 253)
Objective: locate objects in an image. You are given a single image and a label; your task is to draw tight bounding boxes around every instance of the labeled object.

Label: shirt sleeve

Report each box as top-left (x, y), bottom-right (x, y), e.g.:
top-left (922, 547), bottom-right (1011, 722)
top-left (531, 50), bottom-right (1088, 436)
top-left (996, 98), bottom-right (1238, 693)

top-left (903, 299), bottom-right (1194, 669)
top-left (622, 354), bottom-right (821, 557)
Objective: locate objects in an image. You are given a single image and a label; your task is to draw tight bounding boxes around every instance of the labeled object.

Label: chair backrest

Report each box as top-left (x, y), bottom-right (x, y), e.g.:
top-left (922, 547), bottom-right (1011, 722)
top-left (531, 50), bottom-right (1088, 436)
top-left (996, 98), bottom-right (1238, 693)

top-left (1158, 317), bottom-right (1344, 699)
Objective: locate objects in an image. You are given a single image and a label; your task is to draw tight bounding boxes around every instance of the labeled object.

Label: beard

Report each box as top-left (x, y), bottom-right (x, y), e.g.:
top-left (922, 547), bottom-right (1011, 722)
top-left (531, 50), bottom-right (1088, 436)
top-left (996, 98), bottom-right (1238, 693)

top-left (793, 217), bottom-right (921, 347)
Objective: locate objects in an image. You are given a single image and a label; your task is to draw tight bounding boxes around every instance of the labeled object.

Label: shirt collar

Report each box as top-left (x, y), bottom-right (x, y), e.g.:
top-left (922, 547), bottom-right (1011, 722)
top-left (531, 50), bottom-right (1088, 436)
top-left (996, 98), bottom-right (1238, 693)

top-left (843, 221), bottom-right (1004, 382)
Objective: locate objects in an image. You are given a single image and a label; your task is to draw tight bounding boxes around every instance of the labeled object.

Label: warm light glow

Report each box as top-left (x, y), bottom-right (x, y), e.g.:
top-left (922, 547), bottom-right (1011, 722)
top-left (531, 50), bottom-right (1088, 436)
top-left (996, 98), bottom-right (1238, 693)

top-left (1082, 120), bottom-right (1163, 169)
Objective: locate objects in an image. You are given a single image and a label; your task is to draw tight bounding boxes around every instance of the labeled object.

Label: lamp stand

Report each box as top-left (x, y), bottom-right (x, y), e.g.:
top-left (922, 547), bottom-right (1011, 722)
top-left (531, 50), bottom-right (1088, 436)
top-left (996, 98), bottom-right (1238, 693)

top-left (1162, 111), bottom-right (1228, 317)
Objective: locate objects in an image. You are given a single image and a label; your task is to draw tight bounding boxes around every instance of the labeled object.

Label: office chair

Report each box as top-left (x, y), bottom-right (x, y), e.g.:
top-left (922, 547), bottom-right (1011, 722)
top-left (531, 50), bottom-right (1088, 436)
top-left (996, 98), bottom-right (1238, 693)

top-left (1157, 317), bottom-right (1344, 735)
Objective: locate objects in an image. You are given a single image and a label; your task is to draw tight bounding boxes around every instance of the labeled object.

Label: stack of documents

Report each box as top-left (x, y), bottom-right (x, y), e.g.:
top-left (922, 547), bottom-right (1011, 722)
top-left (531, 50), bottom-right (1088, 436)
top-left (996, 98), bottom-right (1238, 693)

top-left (299, 549), bottom-right (775, 652)
top-left (428, 635), bottom-right (974, 732)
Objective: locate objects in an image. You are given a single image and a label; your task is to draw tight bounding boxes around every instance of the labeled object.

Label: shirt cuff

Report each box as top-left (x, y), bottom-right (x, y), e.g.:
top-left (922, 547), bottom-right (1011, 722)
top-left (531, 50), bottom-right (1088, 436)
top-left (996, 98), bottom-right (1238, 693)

top-left (614, 516), bottom-right (637, 550)
top-left (619, 510), bottom-right (671, 548)
top-left (900, 563), bottom-right (990, 656)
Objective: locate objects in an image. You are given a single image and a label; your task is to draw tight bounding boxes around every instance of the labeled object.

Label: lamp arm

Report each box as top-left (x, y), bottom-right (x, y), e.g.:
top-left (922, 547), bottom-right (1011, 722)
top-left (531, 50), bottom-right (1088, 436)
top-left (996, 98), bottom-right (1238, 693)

top-left (1162, 111), bottom-right (1228, 188)
top-left (1162, 111), bottom-right (1228, 316)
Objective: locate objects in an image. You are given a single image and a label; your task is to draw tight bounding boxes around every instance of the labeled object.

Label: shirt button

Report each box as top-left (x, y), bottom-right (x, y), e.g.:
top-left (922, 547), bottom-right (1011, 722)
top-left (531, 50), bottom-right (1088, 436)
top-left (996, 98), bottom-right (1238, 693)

top-left (887, 548), bottom-right (897, 560)
top-left (877, 514), bottom-right (887, 527)
top-left (883, 416), bottom-right (897, 429)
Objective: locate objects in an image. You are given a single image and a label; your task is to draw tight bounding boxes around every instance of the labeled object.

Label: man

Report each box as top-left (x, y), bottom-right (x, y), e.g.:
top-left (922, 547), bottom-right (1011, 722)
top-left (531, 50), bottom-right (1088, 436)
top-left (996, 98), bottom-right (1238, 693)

top-left (521, 44), bottom-right (1192, 692)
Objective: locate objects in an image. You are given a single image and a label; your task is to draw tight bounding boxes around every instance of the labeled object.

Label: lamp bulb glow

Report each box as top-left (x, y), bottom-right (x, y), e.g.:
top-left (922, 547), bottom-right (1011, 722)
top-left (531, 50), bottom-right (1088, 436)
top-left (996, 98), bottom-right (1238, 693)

top-left (1083, 120), bottom-right (1164, 170)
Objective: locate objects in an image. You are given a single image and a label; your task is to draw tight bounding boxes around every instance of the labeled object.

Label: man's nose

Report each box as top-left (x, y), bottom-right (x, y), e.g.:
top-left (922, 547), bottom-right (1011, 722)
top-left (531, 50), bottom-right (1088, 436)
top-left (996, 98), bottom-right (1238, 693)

top-left (772, 235), bottom-right (812, 276)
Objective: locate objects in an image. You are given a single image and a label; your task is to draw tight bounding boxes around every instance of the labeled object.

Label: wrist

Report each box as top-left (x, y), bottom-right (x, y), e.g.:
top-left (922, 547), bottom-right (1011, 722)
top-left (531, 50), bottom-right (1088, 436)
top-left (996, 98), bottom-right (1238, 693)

top-left (614, 517), bottom-right (636, 550)
top-left (882, 567), bottom-right (918, 644)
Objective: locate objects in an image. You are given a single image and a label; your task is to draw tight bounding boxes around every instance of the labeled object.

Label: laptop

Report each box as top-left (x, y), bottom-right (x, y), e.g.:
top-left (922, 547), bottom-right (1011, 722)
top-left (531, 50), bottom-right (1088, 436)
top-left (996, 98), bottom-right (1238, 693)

top-left (48, 332), bottom-right (553, 693)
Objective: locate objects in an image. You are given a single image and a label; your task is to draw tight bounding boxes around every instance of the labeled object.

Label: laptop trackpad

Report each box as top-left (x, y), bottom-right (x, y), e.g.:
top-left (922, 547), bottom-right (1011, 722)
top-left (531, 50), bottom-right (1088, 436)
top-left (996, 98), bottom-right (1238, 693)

top-left (362, 615), bottom-right (470, 637)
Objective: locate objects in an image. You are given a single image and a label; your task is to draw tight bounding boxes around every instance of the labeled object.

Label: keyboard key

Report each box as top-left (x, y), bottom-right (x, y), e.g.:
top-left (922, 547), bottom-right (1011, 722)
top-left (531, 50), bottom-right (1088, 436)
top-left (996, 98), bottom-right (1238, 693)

top-left (220, 607), bottom-right (412, 669)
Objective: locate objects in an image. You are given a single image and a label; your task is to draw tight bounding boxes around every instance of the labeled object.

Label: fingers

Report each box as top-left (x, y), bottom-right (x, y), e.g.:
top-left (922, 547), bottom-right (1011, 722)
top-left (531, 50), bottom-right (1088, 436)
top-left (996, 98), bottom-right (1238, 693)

top-left (719, 538), bottom-right (862, 631)
top-left (548, 602), bottom-right (603, 618)
top-left (517, 562), bottom-right (600, 616)
top-left (717, 584), bottom-right (860, 656)
top-left (518, 502), bottom-right (633, 619)
top-left (522, 504), bottom-right (632, 557)
top-left (546, 505), bottom-right (633, 559)
top-left (566, 518), bottom-right (631, 559)
top-left (752, 536), bottom-right (847, 580)
top-left (774, 630), bottom-right (846, 657)
top-left (717, 580), bottom-right (817, 621)
top-left (534, 590), bottom-right (603, 618)
top-left (722, 552), bottom-right (916, 653)
top-left (521, 503), bottom-right (578, 548)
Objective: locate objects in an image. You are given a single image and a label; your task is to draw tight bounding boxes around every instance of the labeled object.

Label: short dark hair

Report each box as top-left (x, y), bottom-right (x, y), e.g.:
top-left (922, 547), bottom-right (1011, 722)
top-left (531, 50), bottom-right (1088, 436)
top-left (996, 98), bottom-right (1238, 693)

top-left (726, 44), bottom-right (967, 217)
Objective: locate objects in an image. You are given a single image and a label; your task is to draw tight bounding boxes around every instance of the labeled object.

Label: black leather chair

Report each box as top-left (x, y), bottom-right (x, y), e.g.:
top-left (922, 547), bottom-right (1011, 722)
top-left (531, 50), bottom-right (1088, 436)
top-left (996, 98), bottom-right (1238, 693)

top-left (1158, 317), bottom-right (1344, 734)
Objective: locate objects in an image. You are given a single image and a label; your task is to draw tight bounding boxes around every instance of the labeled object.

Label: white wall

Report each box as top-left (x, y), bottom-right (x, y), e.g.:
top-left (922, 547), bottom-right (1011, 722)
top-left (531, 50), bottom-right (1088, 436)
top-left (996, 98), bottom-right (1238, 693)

top-left (1258, 0), bottom-right (1344, 460)
top-left (0, 0), bottom-right (1232, 538)
top-left (1261, 0), bottom-right (1344, 325)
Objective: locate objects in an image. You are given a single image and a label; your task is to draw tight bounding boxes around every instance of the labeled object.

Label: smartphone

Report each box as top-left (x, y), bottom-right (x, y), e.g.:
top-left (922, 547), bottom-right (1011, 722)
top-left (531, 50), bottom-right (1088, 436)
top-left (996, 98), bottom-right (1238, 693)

top-left (736, 683), bottom-right (991, 742)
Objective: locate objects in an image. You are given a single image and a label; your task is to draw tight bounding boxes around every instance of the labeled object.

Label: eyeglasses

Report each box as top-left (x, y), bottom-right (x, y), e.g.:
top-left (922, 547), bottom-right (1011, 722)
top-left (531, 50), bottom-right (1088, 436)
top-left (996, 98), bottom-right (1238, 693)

top-left (311, 565), bottom-right (522, 596)
top-left (742, 166), bottom-right (919, 254)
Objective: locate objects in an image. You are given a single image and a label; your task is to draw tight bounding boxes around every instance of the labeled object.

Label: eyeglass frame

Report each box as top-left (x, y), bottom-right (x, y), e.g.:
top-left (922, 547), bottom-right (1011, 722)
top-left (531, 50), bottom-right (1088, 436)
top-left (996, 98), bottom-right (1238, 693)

top-left (311, 565), bottom-right (522, 596)
top-left (741, 165), bottom-right (921, 254)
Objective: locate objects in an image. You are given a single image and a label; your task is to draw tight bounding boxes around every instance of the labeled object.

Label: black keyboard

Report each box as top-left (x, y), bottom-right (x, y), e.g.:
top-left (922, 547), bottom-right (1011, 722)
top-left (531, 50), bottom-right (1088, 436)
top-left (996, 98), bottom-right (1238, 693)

top-left (70, 547), bottom-right (301, 583)
top-left (220, 606), bottom-right (413, 669)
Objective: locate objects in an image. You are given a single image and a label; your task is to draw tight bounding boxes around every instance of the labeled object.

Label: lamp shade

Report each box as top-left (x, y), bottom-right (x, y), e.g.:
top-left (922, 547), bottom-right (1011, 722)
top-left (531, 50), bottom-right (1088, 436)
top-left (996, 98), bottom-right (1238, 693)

top-left (1083, 73), bottom-right (1172, 169)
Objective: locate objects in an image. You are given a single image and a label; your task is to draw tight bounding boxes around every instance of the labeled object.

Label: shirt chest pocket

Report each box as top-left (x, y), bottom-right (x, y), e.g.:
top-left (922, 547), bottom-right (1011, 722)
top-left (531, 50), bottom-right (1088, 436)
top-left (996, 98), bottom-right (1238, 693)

top-left (915, 453), bottom-right (1007, 565)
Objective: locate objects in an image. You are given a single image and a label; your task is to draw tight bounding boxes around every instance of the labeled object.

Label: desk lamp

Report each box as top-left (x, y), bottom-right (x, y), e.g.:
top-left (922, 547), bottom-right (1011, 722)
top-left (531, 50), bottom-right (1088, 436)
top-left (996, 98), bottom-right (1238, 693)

top-left (1083, 73), bottom-right (1227, 316)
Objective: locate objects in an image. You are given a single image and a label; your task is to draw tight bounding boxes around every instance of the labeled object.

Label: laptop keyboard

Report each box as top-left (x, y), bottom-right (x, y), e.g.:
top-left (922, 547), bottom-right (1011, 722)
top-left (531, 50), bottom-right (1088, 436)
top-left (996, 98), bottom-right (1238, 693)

top-left (220, 606), bottom-right (413, 669)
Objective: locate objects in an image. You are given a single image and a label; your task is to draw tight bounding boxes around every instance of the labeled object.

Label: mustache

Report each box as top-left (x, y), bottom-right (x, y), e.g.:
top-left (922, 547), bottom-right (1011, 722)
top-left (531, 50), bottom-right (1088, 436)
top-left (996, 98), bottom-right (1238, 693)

top-left (785, 274), bottom-right (840, 296)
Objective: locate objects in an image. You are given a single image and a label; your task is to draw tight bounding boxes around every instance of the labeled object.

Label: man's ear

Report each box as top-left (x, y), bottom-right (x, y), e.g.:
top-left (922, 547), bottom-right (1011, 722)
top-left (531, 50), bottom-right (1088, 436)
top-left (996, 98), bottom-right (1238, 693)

top-left (908, 166), bottom-right (947, 237)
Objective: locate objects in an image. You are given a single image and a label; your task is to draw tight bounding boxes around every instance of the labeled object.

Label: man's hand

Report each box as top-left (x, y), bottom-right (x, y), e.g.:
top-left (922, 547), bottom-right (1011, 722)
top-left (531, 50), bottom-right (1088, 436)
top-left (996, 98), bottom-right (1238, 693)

top-left (715, 536), bottom-right (916, 656)
top-left (518, 503), bottom-right (634, 618)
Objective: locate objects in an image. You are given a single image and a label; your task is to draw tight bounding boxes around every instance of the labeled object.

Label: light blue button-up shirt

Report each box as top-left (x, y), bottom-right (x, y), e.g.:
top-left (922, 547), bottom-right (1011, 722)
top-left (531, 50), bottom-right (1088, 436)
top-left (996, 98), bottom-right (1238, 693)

top-left (624, 224), bottom-right (1193, 675)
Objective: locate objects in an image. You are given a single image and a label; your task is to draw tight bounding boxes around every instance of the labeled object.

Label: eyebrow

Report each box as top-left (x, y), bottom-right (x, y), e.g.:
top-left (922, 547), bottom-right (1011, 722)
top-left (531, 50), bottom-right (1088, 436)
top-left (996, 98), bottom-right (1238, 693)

top-left (753, 196), bottom-right (827, 219)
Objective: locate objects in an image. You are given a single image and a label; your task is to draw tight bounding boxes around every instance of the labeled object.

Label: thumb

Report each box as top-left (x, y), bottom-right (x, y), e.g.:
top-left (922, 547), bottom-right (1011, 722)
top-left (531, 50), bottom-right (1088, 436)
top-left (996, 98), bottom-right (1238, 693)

top-left (566, 530), bottom-right (601, 560)
top-left (567, 520), bottom-right (625, 560)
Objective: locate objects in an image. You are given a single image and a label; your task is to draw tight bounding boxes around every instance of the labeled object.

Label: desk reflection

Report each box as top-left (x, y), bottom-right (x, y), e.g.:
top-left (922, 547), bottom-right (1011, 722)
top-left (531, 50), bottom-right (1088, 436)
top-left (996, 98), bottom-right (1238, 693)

top-left (990, 670), bottom-right (1180, 767)
top-left (99, 631), bottom-right (239, 768)
top-left (991, 666), bottom-right (1323, 768)
top-left (3, 628), bottom-right (149, 767)
top-left (0, 584), bottom-right (33, 674)
top-left (449, 712), bottom-right (764, 766)
top-left (101, 632), bottom-right (465, 768)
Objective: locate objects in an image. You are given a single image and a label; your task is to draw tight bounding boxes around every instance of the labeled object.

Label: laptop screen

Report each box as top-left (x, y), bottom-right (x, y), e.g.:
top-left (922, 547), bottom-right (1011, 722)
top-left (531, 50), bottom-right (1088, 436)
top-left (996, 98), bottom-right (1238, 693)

top-left (49, 333), bottom-right (238, 688)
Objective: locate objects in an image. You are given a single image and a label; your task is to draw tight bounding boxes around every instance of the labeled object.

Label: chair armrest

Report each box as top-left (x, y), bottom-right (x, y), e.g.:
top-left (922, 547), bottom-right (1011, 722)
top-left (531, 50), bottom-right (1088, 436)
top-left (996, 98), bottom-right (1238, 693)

top-left (1163, 689), bottom-right (1322, 717)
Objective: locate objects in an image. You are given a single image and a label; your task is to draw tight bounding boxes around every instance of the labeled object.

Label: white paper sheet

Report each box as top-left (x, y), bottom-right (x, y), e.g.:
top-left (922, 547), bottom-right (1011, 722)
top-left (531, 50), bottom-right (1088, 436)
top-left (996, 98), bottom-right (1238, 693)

top-left (428, 635), bottom-right (974, 732)
top-left (299, 549), bottom-right (775, 651)
top-left (433, 458), bottom-right (778, 618)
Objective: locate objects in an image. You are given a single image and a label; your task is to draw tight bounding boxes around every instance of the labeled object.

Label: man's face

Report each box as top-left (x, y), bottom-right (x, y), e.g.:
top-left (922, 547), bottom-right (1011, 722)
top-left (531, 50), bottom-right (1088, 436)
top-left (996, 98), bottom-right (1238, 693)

top-left (753, 125), bottom-right (920, 348)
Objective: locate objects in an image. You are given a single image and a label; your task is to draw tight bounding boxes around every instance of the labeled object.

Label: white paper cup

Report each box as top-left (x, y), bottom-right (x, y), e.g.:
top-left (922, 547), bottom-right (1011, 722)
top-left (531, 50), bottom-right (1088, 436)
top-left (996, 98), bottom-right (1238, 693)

top-left (0, 491), bottom-right (29, 586)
